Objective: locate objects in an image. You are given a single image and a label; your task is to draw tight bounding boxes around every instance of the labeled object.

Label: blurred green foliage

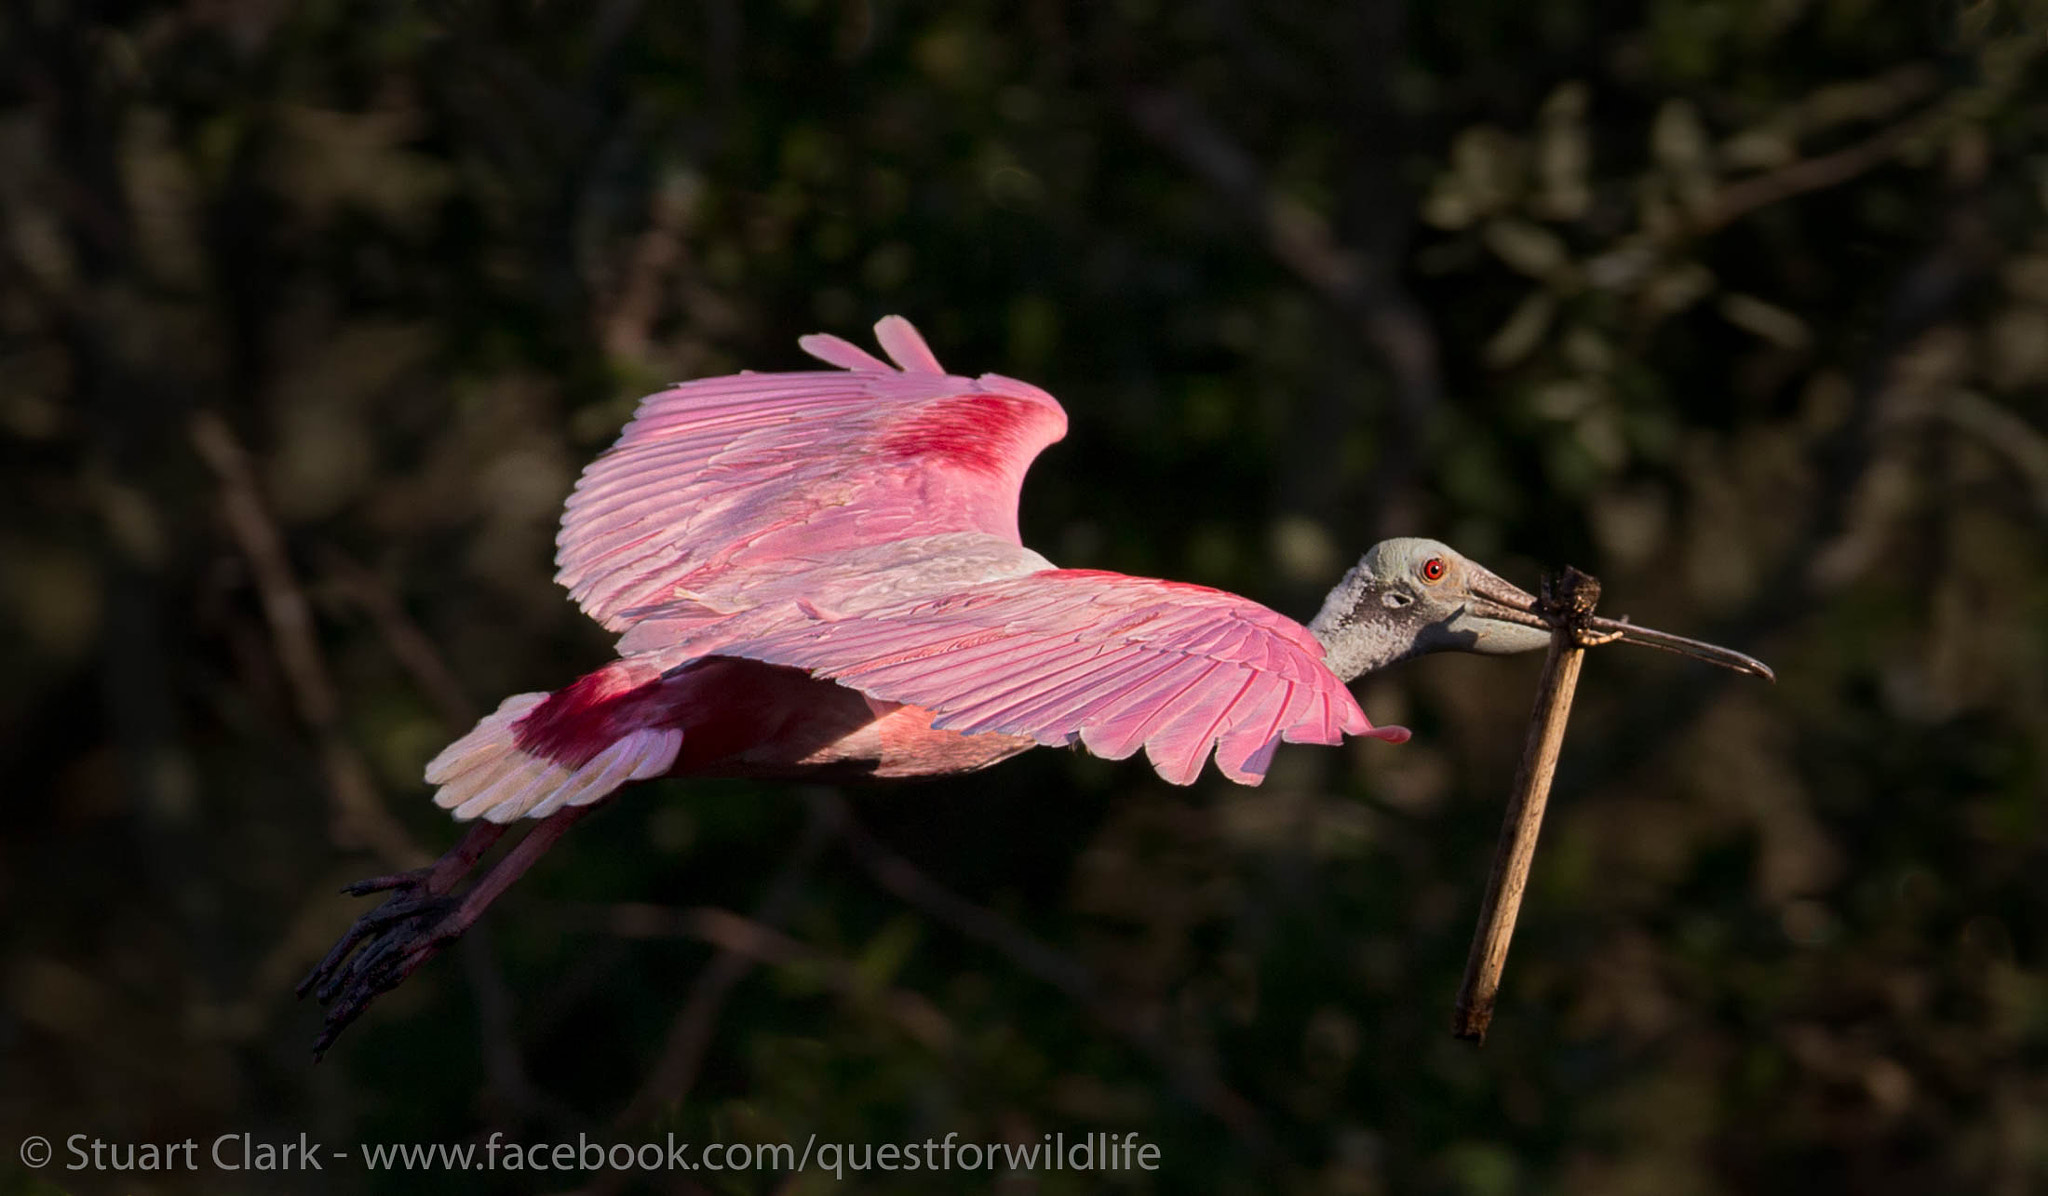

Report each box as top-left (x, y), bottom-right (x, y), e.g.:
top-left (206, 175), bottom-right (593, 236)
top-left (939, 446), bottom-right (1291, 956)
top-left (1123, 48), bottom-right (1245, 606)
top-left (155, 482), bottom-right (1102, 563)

top-left (4, 0), bottom-right (2048, 1193)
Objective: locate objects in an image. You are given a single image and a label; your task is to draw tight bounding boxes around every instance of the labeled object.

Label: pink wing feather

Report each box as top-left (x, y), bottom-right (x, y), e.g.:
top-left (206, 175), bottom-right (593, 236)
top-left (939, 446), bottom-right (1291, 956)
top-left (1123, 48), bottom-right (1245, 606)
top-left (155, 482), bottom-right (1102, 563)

top-left (554, 316), bottom-right (1406, 786)
top-left (555, 316), bottom-right (1068, 630)
top-left (706, 568), bottom-right (1404, 786)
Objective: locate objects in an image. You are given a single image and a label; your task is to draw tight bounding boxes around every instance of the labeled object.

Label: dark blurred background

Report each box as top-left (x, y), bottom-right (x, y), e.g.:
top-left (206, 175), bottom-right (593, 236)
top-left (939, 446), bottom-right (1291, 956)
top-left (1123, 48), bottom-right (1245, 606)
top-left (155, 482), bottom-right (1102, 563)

top-left (4, 0), bottom-right (2046, 1192)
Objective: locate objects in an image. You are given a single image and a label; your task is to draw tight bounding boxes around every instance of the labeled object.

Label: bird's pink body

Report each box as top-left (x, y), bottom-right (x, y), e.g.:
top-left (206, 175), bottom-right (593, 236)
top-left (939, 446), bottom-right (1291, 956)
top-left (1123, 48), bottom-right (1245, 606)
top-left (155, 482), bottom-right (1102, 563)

top-left (422, 317), bottom-right (1406, 825)
top-left (510, 656), bottom-right (1035, 781)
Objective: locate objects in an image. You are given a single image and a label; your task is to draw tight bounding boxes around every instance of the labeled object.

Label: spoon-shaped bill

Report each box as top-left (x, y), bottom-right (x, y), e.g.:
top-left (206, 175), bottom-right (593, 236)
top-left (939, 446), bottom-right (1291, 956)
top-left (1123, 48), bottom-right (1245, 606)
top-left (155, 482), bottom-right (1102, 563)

top-left (1461, 568), bottom-right (1773, 680)
top-left (1583, 616), bottom-right (1775, 681)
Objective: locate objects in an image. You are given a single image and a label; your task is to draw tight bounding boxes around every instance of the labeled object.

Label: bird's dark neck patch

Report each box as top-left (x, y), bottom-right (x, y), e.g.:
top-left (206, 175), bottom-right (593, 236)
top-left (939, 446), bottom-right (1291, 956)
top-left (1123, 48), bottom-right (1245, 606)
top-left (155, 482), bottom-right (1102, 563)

top-left (1308, 574), bottom-right (1429, 681)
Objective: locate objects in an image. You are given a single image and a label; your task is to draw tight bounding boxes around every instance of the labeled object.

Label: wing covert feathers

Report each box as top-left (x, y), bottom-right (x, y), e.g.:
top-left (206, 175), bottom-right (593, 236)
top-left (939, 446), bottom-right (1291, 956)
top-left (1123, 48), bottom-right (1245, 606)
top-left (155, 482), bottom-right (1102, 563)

top-left (553, 317), bottom-right (1067, 632)
top-left (711, 570), bottom-right (1408, 787)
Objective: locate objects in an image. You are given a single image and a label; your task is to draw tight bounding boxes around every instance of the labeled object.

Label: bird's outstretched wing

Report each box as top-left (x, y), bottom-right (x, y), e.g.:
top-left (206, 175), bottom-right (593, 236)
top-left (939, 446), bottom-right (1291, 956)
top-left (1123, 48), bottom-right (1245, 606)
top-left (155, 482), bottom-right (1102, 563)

top-left (560, 316), bottom-right (1406, 786)
top-left (706, 568), bottom-right (1408, 786)
top-left (555, 316), bottom-right (1068, 631)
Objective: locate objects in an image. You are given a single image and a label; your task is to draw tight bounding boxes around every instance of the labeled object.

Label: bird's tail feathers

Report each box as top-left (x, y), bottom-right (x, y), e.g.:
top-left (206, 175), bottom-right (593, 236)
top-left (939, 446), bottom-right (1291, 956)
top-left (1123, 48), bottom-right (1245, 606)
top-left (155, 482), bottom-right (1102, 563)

top-left (424, 693), bottom-right (681, 824)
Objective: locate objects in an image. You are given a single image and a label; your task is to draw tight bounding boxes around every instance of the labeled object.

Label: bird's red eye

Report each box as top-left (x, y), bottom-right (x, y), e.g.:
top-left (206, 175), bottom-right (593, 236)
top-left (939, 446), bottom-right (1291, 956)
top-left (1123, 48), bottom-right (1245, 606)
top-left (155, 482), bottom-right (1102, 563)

top-left (1421, 557), bottom-right (1446, 583)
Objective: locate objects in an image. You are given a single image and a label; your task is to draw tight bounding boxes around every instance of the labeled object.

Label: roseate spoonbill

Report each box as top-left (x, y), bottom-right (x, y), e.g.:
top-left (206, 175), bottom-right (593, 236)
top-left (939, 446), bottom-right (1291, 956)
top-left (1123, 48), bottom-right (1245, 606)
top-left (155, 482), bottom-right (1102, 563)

top-left (301, 315), bottom-right (1769, 1051)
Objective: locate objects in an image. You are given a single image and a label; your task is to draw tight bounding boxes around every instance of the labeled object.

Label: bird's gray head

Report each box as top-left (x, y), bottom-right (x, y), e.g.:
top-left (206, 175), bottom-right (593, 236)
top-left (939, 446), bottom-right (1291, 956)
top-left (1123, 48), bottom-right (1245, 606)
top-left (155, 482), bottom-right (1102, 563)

top-left (1308, 538), bottom-right (1551, 682)
top-left (1307, 537), bottom-right (1774, 683)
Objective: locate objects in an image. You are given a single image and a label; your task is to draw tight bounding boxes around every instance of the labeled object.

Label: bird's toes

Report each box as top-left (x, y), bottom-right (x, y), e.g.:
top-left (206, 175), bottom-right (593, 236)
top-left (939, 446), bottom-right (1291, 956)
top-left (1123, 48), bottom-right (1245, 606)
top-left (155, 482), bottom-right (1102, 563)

top-left (340, 867), bottom-right (434, 897)
top-left (300, 891), bottom-right (456, 998)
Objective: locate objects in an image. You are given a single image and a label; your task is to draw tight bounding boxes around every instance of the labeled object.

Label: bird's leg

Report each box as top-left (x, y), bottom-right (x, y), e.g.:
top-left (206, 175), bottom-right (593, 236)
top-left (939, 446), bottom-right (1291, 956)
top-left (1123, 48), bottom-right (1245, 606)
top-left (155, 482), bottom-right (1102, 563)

top-left (296, 820), bottom-right (507, 1002)
top-left (341, 818), bottom-right (510, 898)
top-left (299, 804), bottom-right (597, 1056)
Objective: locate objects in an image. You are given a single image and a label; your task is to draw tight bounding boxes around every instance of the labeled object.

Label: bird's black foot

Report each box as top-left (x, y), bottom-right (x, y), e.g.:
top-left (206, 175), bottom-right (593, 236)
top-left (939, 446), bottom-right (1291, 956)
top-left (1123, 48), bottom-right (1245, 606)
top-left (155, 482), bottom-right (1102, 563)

top-left (298, 877), bottom-right (466, 1057)
top-left (297, 808), bottom-right (592, 1056)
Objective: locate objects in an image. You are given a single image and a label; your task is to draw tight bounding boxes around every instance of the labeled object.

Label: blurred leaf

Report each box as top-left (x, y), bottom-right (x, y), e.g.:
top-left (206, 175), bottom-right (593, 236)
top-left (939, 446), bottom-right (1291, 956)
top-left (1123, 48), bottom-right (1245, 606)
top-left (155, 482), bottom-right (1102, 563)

top-left (1720, 292), bottom-right (1812, 350)
top-left (1483, 290), bottom-right (1556, 367)
top-left (1483, 218), bottom-right (1572, 280)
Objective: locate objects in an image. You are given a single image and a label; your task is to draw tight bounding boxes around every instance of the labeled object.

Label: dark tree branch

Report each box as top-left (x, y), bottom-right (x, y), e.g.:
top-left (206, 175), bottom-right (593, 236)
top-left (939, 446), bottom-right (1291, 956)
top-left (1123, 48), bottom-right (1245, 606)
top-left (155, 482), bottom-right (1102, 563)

top-left (609, 794), bottom-right (839, 1131)
top-left (1697, 109), bottom-right (1936, 235)
top-left (1125, 87), bottom-right (1442, 468)
top-left (316, 545), bottom-right (480, 731)
top-left (190, 415), bottom-right (427, 872)
top-left (827, 793), bottom-right (1275, 1155)
top-left (1568, 183), bottom-right (1997, 794)
top-left (572, 902), bottom-right (957, 1051)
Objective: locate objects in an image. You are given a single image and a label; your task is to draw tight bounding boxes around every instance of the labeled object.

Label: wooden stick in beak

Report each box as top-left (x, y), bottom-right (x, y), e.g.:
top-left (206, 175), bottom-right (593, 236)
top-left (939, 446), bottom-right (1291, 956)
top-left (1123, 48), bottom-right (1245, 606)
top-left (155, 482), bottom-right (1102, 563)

top-left (1452, 566), bottom-right (1600, 1043)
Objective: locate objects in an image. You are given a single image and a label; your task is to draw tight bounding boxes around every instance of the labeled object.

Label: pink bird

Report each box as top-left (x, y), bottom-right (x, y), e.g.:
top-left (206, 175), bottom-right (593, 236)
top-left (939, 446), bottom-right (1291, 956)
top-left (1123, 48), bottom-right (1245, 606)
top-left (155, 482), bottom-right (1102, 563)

top-left (302, 316), bottom-right (1769, 1050)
